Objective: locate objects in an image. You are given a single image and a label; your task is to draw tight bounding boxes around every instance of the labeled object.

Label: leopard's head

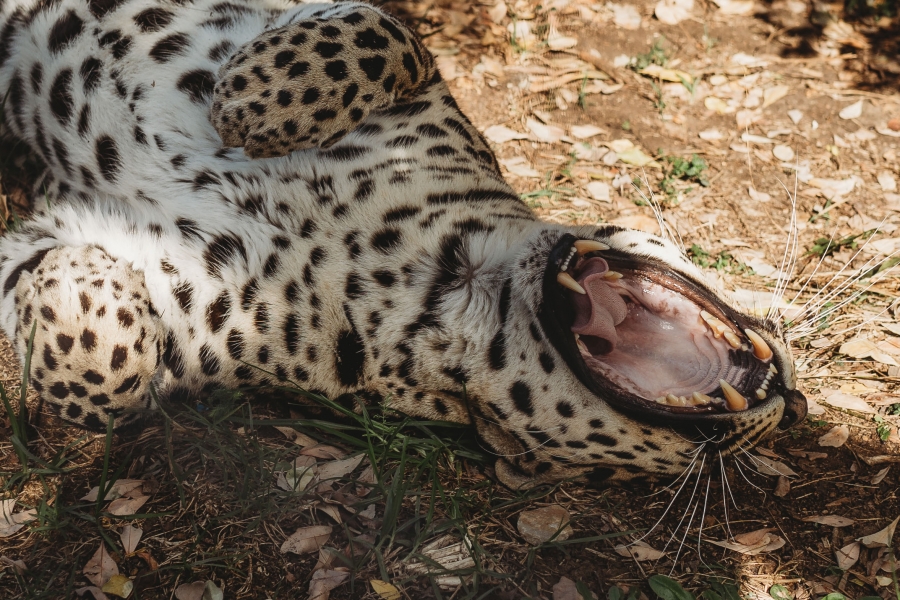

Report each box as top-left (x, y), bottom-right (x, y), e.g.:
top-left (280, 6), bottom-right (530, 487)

top-left (464, 224), bottom-right (807, 489)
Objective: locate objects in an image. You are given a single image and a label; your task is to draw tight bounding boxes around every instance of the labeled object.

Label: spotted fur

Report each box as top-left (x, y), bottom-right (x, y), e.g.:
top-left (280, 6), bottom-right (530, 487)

top-left (0, 0), bottom-right (802, 488)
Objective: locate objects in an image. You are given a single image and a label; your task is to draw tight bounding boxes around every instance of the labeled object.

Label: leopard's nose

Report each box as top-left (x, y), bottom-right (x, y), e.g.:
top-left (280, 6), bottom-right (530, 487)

top-left (778, 389), bottom-right (807, 429)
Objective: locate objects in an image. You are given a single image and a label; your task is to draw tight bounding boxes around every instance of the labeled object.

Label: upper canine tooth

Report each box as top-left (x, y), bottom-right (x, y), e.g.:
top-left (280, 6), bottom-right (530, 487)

top-left (744, 329), bottom-right (773, 361)
top-left (557, 272), bottom-right (586, 294)
top-left (602, 271), bottom-right (624, 281)
top-left (723, 331), bottom-right (741, 349)
top-left (719, 379), bottom-right (749, 411)
top-left (574, 240), bottom-right (610, 254)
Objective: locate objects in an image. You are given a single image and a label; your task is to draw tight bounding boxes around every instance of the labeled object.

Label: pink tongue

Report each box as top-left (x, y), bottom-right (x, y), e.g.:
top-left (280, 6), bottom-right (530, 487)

top-left (570, 258), bottom-right (628, 354)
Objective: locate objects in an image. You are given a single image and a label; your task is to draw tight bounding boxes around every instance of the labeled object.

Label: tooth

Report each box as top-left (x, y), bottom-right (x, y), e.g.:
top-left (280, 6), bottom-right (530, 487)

top-left (574, 240), bottom-right (610, 254)
top-left (723, 331), bottom-right (742, 349)
top-left (761, 382), bottom-right (768, 391)
top-left (719, 379), bottom-right (749, 411)
top-left (666, 394), bottom-right (687, 406)
top-left (700, 311), bottom-right (727, 338)
top-left (692, 392), bottom-right (713, 405)
top-left (557, 272), bottom-right (586, 294)
top-left (655, 397), bottom-right (667, 404)
top-left (755, 389), bottom-right (766, 400)
top-left (602, 271), bottom-right (624, 281)
top-left (768, 364), bottom-right (778, 374)
top-left (744, 328), bottom-right (773, 361)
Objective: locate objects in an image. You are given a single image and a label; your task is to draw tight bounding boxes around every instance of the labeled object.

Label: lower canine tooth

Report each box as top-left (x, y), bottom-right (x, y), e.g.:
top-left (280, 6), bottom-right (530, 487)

top-left (744, 328), bottom-right (774, 361)
top-left (723, 331), bottom-right (741, 349)
top-left (720, 379), bottom-right (749, 411)
top-left (574, 239), bottom-right (610, 254)
top-left (557, 272), bottom-right (586, 294)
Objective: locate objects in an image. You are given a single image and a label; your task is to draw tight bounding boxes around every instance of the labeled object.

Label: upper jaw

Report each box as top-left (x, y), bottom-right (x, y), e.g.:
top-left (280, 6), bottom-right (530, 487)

top-left (537, 233), bottom-right (807, 431)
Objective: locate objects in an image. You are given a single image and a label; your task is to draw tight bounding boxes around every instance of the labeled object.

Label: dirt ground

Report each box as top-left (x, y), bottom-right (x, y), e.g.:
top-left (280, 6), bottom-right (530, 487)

top-left (2, 0), bottom-right (900, 599)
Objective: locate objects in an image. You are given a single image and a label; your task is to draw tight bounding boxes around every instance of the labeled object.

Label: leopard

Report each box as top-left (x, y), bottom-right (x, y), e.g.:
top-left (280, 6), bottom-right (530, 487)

top-left (0, 0), bottom-right (807, 489)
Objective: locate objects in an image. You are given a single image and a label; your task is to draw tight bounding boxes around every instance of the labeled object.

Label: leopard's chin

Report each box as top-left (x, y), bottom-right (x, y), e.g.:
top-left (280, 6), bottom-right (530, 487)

top-left (538, 233), bottom-right (807, 431)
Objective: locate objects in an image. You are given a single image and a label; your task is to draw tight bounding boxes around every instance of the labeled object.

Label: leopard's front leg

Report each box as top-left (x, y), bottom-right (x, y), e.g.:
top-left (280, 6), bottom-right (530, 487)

top-left (211, 2), bottom-right (436, 157)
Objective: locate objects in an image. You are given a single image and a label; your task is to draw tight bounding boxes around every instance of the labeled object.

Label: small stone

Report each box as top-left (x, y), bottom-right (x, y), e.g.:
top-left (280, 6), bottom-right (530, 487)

top-left (889, 118), bottom-right (900, 131)
top-left (772, 145), bottom-right (795, 161)
top-left (787, 109), bottom-right (803, 124)
top-left (517, 505), bottom-right (573, 545)
top-left (839, 100), bottom-right (863, 120)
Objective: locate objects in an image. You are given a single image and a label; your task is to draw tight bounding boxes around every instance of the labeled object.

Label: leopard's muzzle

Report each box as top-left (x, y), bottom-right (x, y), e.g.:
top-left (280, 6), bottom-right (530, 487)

top-left (538, 233), bottom-right (807, 444)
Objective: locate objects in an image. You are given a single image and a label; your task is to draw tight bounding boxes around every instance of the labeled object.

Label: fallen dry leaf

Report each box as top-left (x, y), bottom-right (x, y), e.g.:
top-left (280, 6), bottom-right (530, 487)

top-left (0, 499), bottom-right (37, 538)
top-left (517, 505), bottom-right (572, 545)
top-left (174, 581), bottom-right (223, 600)
top-left (281, 525), bottom-right (333, 555)
top-left (107, 495), bottom-right (149, 517)
top-left (762, 85), bottom-right (790, 108)
top-left (774, 476), bottom-right (790, 497)
top-left (857, 516), bottom-right (899, 548)
top-left (818, 425), bottom-right (851, 447)
top-left (499, 156), bottom-right (541, 178)
top-left (836, 541), bottom-right (860, 570)
top-left (639, 64), bottom-right (693, 84)
top-left (276, 455), bottom-right (317, 492)
top-left (81, 480), bottom-right (143, 502)
top-left (370, 580), bottom-right (401, 600)
top-left (878, 172), bottom-right (897, 192)
top-left (526, 119), bottom-right (565, 144)
top-left (655, 0), bottom-right (693, 24)
top-left (317, 454), bottom-right (364, 482)
top-left (699, 128), bottom-right (724, 141)
top-left (735, 528), bottom-right (774, 546)
top-left (610, 3), bottom-right (641, 29)
top-left (711, 0), bottom-right (755, 15)
top-left (709, 529), bottom-right (785, 555)
top-left (76, 586), bottom-right (110, 600)
top-left (872, 467), bottom-right (891, 484)
top-left (570, 124), bottom-right (605, 139)
top-left (614, 540), bottom-right (665, 561)
top-left (101, 574), bottom-right (134, 598)
top-left (483, 125), bottom-right (528, 144)
top-left (553, 576), bottom-right (596, 600)
top-left (300, 444), bottom-right (345, 460)
top-left (119, 525), bottom-right (142, 555)
top-left (308, 568), bottom-right (350, 600)
top-left (617, 147), bottom-right (660, 168)
top-left (748, 187), bottom-right (771, 202)
top-left (803, 515), bottom-right (855, 527)
top-left (83, 544), bottom-right (118, 588)
top-left (0, 555), bottom-right (26, 574)
top-left (752, 455), bottom-right (798, 477)
top-left (839, 338), bottom-right (897, 366)
top-left (822, 391), bottom-right (876, 414)
top-left (586, 181), bottom-right (611, 203)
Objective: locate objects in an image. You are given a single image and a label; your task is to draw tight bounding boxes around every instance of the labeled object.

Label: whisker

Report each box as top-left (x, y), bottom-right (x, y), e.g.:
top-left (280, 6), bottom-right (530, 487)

top-left (695, 471), bottom-right (714, 568)
top-left (660, 454), bottom-right (706, 559)
top-left (769, 176), bottom-right (800, 320)
top-left (633, 448), bottom-right (703, 543)
top-left (719, 451), bottom-right (736, 540)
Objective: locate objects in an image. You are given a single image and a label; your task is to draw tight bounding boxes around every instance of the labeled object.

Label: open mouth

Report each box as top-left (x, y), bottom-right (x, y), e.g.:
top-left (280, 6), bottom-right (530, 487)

top-left (539, 234), bottom-right (787, 421)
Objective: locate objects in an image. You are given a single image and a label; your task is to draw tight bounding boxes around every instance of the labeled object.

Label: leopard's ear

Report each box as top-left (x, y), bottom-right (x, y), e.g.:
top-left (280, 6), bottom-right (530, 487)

top-left (210, 3), bottom-right (436, 159)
